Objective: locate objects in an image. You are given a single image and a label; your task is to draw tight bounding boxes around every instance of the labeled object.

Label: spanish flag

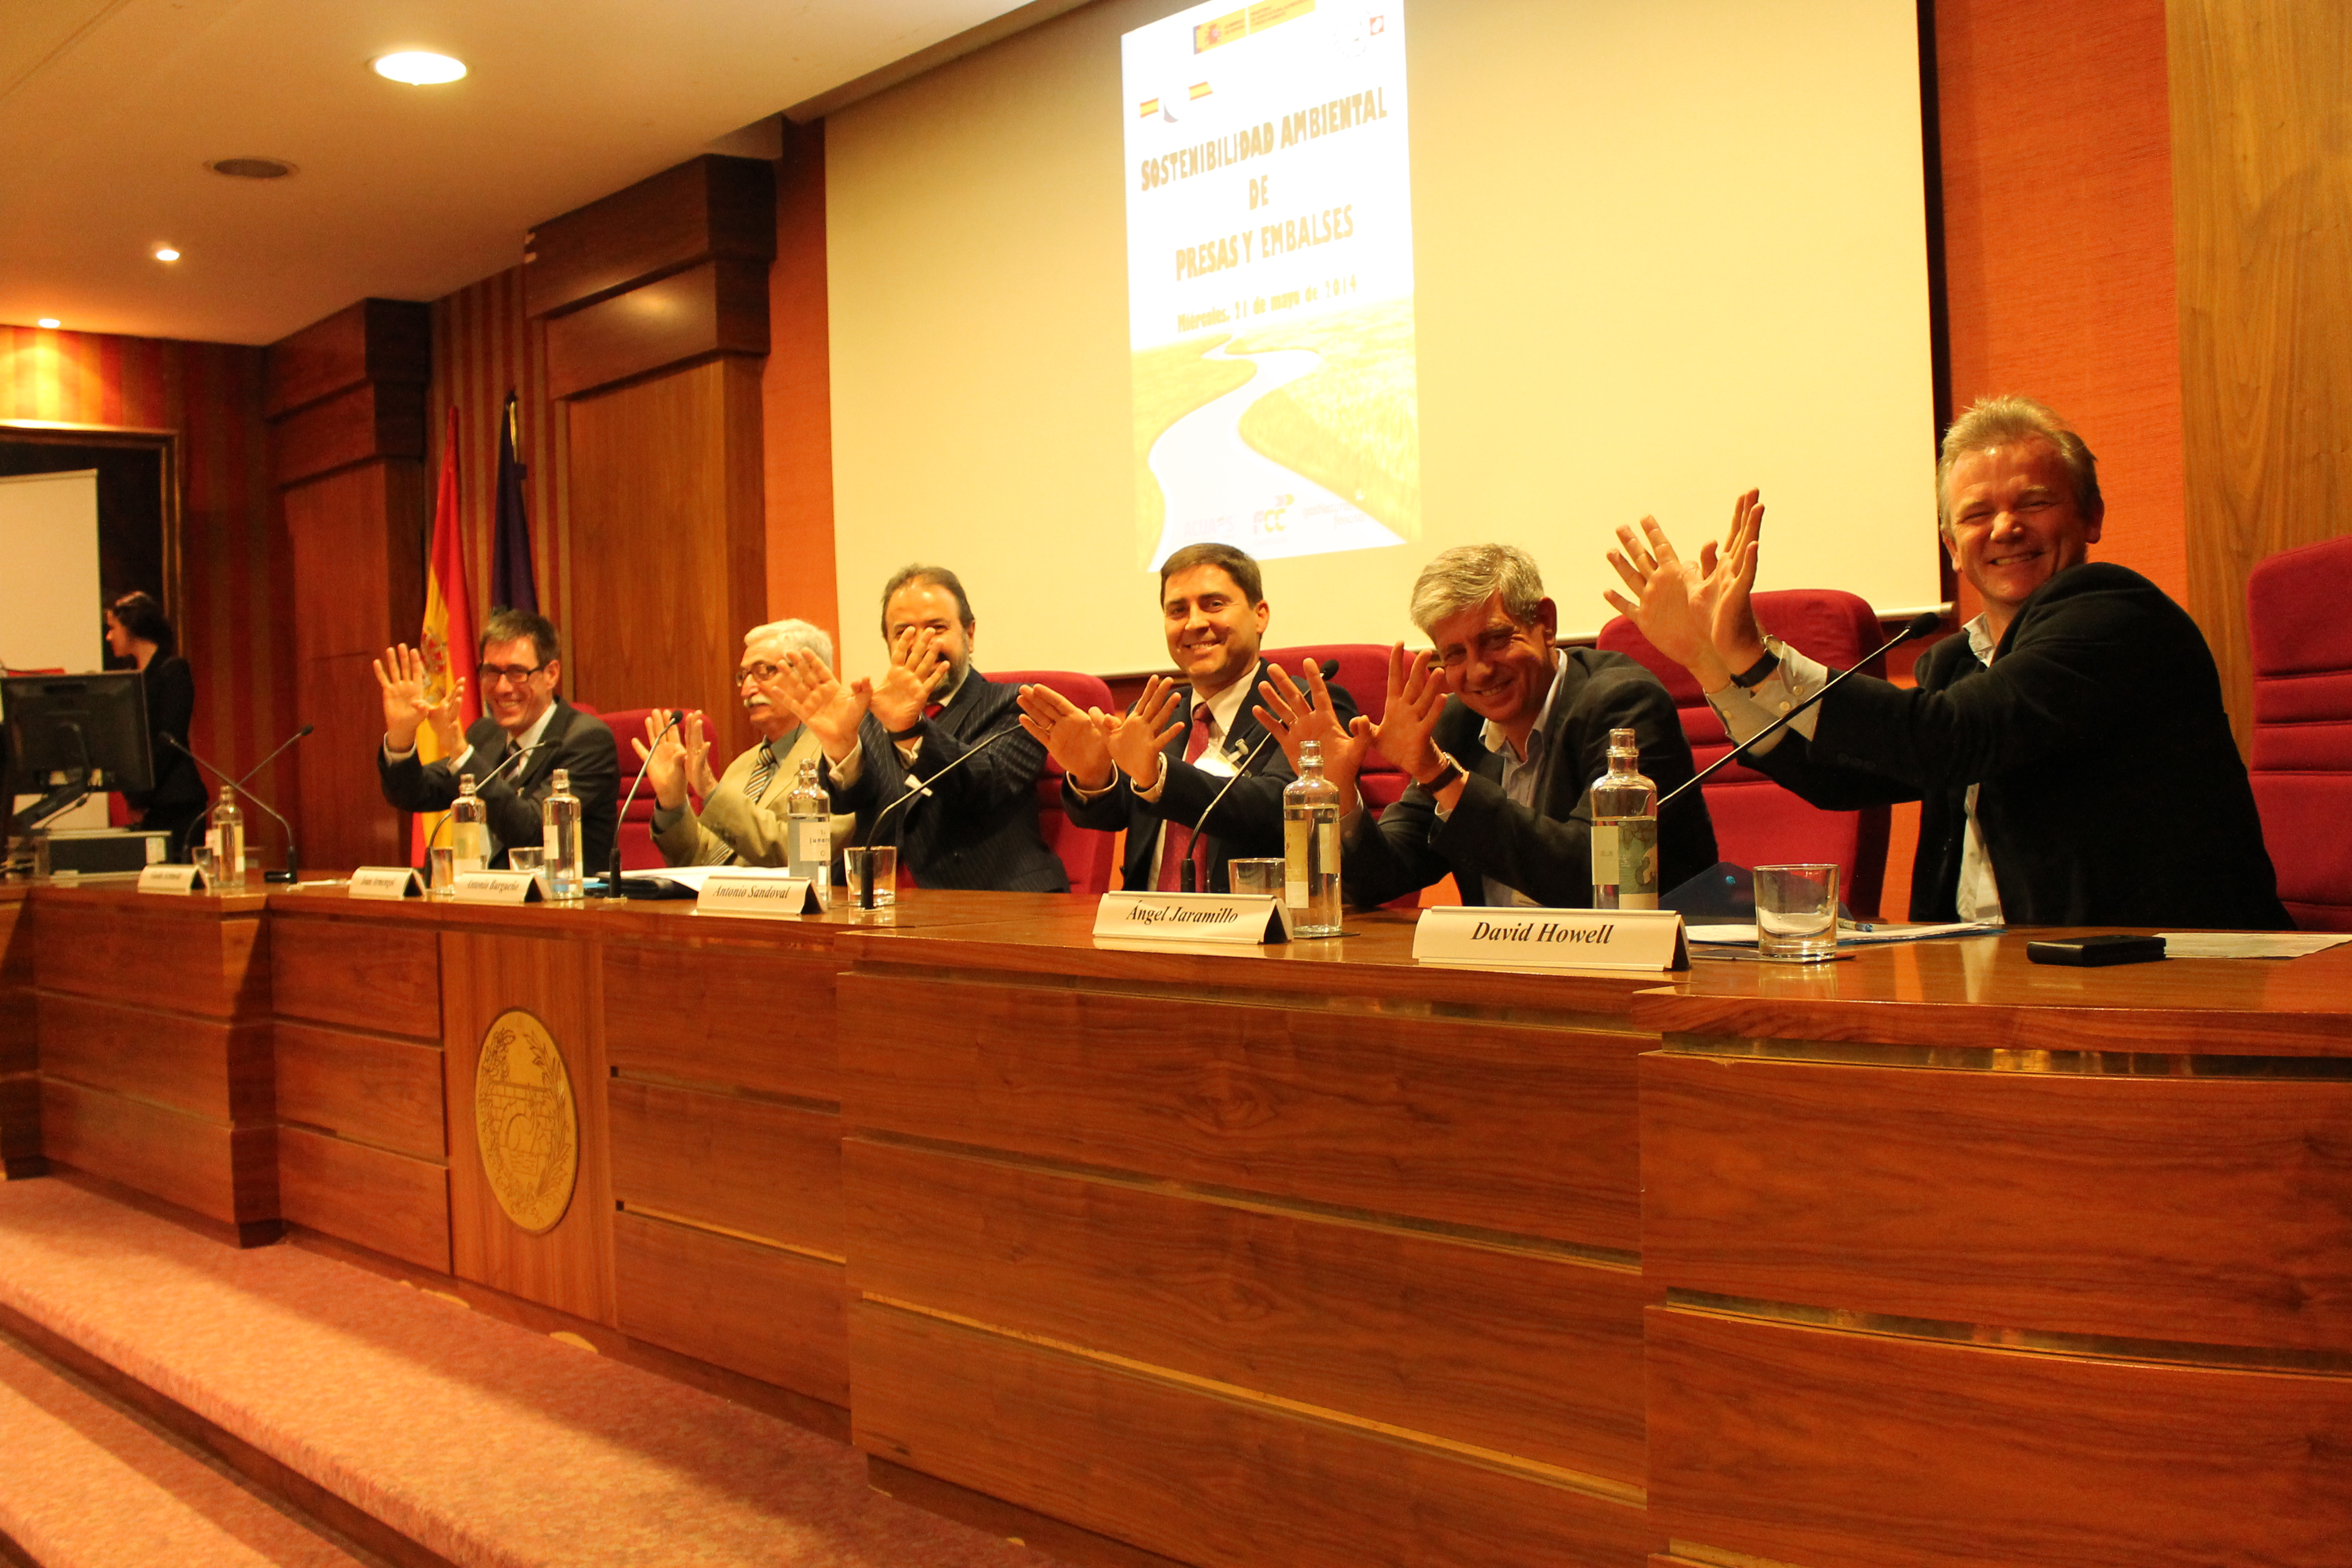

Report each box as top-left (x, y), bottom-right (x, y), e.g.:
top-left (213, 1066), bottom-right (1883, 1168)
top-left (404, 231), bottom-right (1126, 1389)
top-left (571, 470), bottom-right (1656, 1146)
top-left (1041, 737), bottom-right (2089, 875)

top-left (411, 405), bottom-right (481, 862)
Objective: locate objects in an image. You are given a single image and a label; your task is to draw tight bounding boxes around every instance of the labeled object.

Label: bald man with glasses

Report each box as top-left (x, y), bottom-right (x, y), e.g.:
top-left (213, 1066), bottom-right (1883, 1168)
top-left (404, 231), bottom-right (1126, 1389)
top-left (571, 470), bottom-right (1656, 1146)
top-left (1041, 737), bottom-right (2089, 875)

top-left (374, 607), bottom-right (619, 872)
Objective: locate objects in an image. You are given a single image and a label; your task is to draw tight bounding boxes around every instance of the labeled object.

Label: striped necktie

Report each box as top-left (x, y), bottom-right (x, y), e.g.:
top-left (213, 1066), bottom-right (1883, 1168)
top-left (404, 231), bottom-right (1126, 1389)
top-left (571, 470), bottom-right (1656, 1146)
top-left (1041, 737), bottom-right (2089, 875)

top-left (744, 742), bottom-right (777, 803)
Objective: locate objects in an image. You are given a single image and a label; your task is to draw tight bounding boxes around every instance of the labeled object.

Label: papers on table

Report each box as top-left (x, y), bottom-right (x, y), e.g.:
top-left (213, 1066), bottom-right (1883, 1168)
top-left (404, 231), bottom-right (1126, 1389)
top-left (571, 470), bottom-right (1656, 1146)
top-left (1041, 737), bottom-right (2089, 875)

top-left (1686, 920), bottom-right (1998, 947)
top-left (2154, 932), bottom-right (2352, 960)
top-left (620, 864), bottom-right (760, 894)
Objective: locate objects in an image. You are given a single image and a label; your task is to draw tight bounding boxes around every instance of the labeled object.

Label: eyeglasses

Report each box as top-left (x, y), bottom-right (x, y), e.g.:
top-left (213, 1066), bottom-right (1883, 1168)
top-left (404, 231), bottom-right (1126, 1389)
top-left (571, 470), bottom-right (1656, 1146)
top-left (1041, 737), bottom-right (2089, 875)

top-left (736, 662), bottom-right (782, 685)
top-left (475, 663), bottom-right (546, 687)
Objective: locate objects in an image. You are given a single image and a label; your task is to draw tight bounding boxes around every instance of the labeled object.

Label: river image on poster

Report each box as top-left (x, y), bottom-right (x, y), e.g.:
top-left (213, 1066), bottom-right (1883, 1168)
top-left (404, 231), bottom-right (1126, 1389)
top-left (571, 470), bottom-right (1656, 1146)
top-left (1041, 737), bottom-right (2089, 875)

top-left (1125, 0), bottom-right (1418, 569)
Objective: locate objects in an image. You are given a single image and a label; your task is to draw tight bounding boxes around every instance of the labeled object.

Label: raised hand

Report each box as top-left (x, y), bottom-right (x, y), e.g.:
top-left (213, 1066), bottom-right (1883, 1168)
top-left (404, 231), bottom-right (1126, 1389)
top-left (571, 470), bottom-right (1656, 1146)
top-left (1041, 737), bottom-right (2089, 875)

top-left (869, 625), bottom-right (945, 736)
top-left (770, 649), bottom-right (870, 762)
top-left (679, 710), bottom-right (719, 799)
top-left (1017, 684), bottom-right (1117, 790)
top-left (1254, 657), bottom-right (1370, 815)
top-left (1698, 489), bottom-right (1767, 670)
top-left (631, 710), bottom-right (688, 809)
top-left (372, 644), bottom-right (434, 749)
top-left (1602, 493), bottom-right (1768, 687)
top-left (1369, 642), bottom-right (1449, 783)
top-left (1107, 676), bottom-right (1187, 783)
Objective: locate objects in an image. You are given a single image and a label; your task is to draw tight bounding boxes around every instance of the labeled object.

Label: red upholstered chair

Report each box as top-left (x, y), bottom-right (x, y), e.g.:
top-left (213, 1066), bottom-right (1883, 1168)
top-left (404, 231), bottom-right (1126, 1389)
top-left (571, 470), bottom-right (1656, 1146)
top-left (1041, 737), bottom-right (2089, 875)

top-left (2247, 533), bottom-right (2352, 931)
top-left (591, 706), bottom-right (711, 872)
top-left (1261, 642), bottom-right (1406, 812)
top-left (1597, 590), bottom-right (1892, 916)
top-left (993, 669), bottom-right (1120, 895)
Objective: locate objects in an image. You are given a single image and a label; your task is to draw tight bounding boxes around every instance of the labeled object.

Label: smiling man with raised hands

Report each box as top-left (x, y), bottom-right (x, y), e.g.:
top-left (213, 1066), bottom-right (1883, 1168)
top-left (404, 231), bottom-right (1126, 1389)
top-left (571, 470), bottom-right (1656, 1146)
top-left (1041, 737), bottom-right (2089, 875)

top-left (1256, 543), bottom-right (1714, 909)
top-left (1017, 542), bottom-right (1359, 892)
top-left (1603, 394), bottom-right (2285, 929)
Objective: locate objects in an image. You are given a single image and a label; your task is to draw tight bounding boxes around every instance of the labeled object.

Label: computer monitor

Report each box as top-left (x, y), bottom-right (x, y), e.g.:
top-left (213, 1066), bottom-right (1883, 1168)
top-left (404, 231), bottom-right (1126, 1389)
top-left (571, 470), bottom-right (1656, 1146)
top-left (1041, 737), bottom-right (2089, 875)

top-left (3, 671), bottom-right (154, 829)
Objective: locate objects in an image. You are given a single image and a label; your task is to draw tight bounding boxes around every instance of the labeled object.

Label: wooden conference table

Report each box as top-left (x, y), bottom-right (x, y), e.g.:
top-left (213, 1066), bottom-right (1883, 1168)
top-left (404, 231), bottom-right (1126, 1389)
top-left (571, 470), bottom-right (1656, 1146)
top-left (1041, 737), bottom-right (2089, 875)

top-left (9, 876), bottom-right (2352, 1568)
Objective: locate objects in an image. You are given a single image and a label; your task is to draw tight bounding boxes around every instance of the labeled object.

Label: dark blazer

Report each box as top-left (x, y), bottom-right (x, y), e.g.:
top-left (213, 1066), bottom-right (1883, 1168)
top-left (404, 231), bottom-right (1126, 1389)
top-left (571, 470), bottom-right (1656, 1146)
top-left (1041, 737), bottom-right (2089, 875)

top-left (824, 671), bottom-right (1068, 892)
top-left (377, 697), bottom-right (619, 873)
top-left (1746, 562), bottom-right (2287, 929)
top-left (1344, 647), bottom-right (1717, 909)
top-left (1063, 658), bottom-right (1363, 893)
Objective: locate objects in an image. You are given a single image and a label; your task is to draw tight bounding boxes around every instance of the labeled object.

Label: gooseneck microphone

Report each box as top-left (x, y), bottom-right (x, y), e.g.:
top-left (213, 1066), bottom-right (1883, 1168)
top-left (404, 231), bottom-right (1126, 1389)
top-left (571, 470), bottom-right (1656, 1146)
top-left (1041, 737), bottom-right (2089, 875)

top-left (606, 710), bottom-right (682, 898)
top-left (1657, 611), bottom-right (1944, 810)
top-left (1179, 657), bottom-right (1341, 893)
top-left (854, 722), bottom-right (1025, 908)
top-left (164, 733), bottom-right (299, 882)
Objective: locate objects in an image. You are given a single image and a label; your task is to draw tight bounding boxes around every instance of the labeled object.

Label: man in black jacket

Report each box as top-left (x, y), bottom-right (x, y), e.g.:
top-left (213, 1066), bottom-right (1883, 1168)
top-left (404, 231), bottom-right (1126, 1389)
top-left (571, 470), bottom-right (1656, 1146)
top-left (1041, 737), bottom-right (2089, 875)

top-left (1019, 543), bottom-right (1360, 893)
top-left (777, 565), bottom-right (1066, 891)
top-left (1259, 543), bottom-right (1716, 909)
top-left (374, 608), bottom-right (618, 872)
top-left (1603, 395), bottom-right (2286, 929)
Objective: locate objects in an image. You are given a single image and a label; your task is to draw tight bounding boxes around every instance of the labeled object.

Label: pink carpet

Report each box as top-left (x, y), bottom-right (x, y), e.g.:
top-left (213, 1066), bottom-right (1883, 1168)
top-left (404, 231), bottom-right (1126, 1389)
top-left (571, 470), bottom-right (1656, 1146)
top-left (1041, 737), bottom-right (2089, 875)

top-left (0, 1179), bottom-right (1036, 1568)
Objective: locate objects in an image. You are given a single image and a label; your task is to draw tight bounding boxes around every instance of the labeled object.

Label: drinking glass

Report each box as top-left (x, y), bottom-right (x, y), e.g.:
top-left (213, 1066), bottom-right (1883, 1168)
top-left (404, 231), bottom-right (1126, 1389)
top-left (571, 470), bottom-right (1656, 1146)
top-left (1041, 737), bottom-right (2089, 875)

top-left (1755, 863), bottom-right (1839, 960)
top-left (428, 845), bottom-right (456, 899)
top-left (189, 844), bottom-right (216, 889)
top-left (843, 845), bottom-right (897, 908)
top-left (1228, 857), bottom-right (1284, 897)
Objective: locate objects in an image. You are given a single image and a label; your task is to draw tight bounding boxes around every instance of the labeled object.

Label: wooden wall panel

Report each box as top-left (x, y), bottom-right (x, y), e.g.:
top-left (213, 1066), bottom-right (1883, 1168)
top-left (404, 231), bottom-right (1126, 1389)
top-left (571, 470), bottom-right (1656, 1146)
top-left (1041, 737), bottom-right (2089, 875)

top-left (440, 929), bottom-right (616, 1325)
top-left (36, 993), bottom-right (269, 1124)
top-left (265, 298), bottom-right (431, 418)
top-left (32, 899), bottom-right (265, 1021)
top-left (525, 155), bottom-right (776, 320)
top-left (607, 1079), bottom-right (840, 1255)
top-left (563, 357), bottom-right (766, 755)
top-left (272, 382), bottom-right (428, 487)
top-left (1935, 0), bottom-right (2186, 624)
top-left (542, 259), bottom-right (770, 402)
top-left (278, 1124), bottom-right (449, 1272)
top-left (612, 1209), bottom-right (846, 1404)
top-left (1648, 1305), bottom-right (2352, 1568)
top-left (601, 942), bottom-right (836, 1100)
top-left (852, 1303), bottom-right (1657, 1568)
top-left (271, 916), bottom-right (439, 1039)
top-left (839, 974), bottom-right (1646, 1251)
top-left (275, 1022), bottom-right (444, 1158)
top-left (2171, 0), bottom-right (2352, 749)
top-left (1643, 1053), bottom-right (2352, 1347)
top-left (763, 118), bottom-right (839, 649)
top-left (41, 1078), bottom-right (274, 1224)
top-left (846, 1137), bottom-right (1649, 1487)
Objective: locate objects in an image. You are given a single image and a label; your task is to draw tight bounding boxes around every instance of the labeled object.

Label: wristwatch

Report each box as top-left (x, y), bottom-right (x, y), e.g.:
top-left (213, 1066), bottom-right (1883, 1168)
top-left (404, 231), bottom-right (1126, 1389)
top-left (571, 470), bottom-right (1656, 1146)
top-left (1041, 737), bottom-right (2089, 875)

top-left (1419, 752), bottom-right (1464, 795)
top-left (1729, 644), bottom-right (1782, 690)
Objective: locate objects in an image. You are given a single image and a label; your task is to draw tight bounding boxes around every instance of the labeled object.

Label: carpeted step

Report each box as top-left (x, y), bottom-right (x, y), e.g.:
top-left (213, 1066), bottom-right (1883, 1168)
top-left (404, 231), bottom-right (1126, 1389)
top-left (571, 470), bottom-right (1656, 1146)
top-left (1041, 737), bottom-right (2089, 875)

top-left (0, 1179), bottom-right (1035, 1568)
top-left (0, 1329), bottom-right (372, 1568)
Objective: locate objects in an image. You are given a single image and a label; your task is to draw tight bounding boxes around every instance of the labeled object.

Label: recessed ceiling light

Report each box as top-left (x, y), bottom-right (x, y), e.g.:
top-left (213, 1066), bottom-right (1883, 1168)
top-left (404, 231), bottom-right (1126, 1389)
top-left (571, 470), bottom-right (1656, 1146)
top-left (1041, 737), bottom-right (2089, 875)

top-left (36, 319), bottom-right (61, 329)
top-left (373, 51), bottom-right (466, 85)
top-left (209, 157), bottom-right (295, 179)
top-left (155, 247), bottom-right (181, 262)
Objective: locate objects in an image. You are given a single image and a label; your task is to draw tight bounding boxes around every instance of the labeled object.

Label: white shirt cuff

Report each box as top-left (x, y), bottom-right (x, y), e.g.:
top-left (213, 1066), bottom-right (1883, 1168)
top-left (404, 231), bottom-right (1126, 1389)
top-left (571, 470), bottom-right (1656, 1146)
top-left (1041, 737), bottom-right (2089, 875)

top-left (829, 738), bottom-right (865, 786)
top-left (1705, 640), bottom-right (1829, 753)
top-left (1128, 752), bottom-right (1170, 803)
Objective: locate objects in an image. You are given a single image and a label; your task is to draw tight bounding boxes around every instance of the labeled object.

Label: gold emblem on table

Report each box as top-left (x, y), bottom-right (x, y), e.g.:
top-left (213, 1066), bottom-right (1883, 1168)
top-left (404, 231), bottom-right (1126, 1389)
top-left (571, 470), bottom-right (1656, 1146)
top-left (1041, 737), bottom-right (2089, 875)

top-left (473, 1008), bottom-right (578, 1234)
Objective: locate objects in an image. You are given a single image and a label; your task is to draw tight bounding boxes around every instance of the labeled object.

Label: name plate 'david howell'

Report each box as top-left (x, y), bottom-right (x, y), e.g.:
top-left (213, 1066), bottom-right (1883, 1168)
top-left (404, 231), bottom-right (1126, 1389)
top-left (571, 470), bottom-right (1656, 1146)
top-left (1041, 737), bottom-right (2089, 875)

top-left (1093, 891), bottom-right (1293, 945)
top-left (136, 864), bottom-right (209, 895)
top-left (1412, 906), bottom-right (1687, 971)
top-left (451, 869), bottom-right (547, 905)
top-left (347, 865), bottom-right (424, 899)
top-left (474, 1009), bottom-right (579, 1235)
top-left (696, 874), bottom-right (825, 918)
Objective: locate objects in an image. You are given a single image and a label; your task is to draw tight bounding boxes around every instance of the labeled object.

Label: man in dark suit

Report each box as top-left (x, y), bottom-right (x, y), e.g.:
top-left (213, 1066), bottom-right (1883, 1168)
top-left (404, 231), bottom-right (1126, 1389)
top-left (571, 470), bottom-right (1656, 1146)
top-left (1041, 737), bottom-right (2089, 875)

top-left (776, 565), bottom-right (1066, 891)
top-left (1605, 396), bottom-right (2285, 929)
top-left (1019, 543), bottom-right (1360, 893)
top-left (373, 608), bottom-right (618, 872)
top-left (1258, 544), bottom-right (1716, 908)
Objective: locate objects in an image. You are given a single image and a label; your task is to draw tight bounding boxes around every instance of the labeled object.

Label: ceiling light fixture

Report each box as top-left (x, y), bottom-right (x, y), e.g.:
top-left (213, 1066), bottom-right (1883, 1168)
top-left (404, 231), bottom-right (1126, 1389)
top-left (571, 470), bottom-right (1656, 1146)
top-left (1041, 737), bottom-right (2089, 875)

top-left (155, 247), bottom-right (181, 262)
top-left (208, 157), bottom-right (295, 179)
top-left (36, 319), bottom-right (61, 329)
top-left (373, 51), bottom-right (467, 85)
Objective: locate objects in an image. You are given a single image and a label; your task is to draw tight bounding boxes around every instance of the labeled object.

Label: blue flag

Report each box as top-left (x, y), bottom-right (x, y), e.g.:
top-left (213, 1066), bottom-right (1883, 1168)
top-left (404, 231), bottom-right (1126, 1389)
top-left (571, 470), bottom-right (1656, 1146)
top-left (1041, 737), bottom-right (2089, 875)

top-left (490, 391), bottom-right (538, 612)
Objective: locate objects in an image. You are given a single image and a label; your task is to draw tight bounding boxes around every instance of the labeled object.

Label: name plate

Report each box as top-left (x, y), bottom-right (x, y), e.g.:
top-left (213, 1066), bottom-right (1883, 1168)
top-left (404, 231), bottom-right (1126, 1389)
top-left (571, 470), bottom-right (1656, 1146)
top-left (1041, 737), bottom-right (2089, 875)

top-left (1413, 906), bottom-right (1687, 971)
top-left (348, 866), bottom-right (424, 900)
top-left (1093, 891), bottom-right (1293, 945)
top-left (137, 864), bottom-right (208, 895)
top-left (698, 874), bottom-right (825, 918)
top-left (451, 869), bottom-right (547, 905)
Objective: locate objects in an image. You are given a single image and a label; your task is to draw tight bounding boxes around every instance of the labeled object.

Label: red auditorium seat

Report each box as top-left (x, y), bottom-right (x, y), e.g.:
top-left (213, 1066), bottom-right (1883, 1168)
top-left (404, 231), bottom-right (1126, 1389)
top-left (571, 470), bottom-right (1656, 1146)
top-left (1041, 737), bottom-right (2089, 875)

top-left (590, 705), bottom-right (711, 872)
top-left (1598, 591), bottom-right (1892, 916)
top-left (1261, 642), bottom-right (1404, 811)
top-left (2247, 533), bottom-right (2352, 931)
top-left (993, 668), bottom-right (1120, 895)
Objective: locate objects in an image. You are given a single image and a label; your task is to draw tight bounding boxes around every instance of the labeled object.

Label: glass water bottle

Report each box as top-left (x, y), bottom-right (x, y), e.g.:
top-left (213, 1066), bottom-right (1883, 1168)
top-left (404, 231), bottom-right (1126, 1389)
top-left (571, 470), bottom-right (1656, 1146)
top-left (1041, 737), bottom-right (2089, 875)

top-left (786, 759), bottom-right (832, 907)
top-left (1589, 727), bottom-right (1660, 910)
top-left (542, 767), bottom-right (584, 902)
top-left (208, 787), bottom-right (247, 891)
top-left (1282, 740), bottom-right (1343, 937)
top-left (449, 773), bottom-right (489, 876)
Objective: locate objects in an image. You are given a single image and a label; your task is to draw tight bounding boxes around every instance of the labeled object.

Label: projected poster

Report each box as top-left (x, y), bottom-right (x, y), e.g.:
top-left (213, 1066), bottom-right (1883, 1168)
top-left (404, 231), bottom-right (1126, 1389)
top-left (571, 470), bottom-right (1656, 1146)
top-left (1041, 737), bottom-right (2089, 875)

top-left (1124, 0), bottom-right (1417, 569)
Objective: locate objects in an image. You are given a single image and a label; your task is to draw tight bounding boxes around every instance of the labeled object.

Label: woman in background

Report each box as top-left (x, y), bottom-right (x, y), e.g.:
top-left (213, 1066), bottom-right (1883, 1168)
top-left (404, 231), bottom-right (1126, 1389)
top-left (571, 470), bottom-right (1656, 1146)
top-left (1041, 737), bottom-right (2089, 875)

top-left (105, 590), bottom-right (206, 859)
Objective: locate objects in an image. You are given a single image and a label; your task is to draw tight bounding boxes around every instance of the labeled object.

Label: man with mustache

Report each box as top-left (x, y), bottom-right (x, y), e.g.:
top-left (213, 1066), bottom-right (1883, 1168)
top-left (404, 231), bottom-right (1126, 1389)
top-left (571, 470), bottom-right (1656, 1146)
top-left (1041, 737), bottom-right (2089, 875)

top-left (634, 619), bottom-right (852, 867)
top-left (1604, 394), bottom-right (2285, 928)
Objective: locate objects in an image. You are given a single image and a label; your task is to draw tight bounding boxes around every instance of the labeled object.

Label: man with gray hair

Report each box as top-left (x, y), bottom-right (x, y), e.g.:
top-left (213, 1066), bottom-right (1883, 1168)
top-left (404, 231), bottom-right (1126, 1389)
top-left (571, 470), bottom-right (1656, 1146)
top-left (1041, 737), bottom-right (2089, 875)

top-left (634, 618), bottom-right (850, 867)
top-left (1260, 542), bottom-right (1714, 908)
top-left (1605, 394), bottom-right (2285, 928)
